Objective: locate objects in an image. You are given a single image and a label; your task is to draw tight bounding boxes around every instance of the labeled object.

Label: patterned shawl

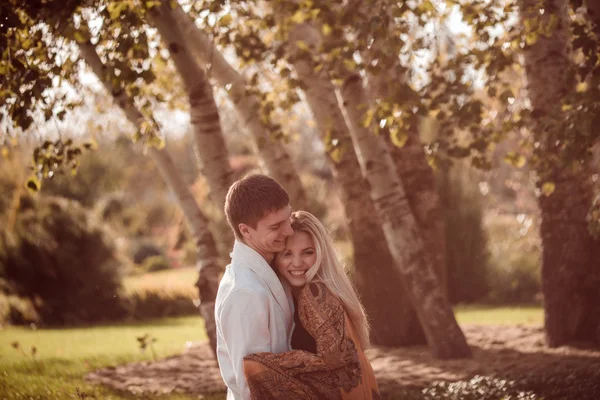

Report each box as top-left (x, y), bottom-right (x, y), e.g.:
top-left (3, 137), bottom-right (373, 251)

top-left (243, 282), bottom-right (380, 400)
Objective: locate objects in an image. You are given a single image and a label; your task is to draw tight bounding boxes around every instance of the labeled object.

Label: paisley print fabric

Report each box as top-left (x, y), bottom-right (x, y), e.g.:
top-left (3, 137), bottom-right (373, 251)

top-left (243, 282), bottom-right (380, 400)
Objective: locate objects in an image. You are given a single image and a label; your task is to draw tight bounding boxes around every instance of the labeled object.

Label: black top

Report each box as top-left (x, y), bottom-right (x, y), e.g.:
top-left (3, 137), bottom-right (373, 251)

top-left (290, 297), bottom-right (317, 353)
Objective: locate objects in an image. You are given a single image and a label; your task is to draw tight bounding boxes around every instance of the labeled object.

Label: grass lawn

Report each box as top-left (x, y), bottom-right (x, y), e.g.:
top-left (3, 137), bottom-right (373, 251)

top-left (0, 266), bottom-right (543, 399)
top-left (0, 316), bottom-right (222, 400)
top-left (455, 304), bottom-right (543, 325)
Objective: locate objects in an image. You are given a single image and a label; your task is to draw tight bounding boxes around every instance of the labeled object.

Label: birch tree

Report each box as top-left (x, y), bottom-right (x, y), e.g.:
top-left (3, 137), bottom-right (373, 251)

top-left (279, 19), bottom-right (423, 345)
top-left (518, 0), bottom-right (600, 346)
top-left (341, 74), bottom-right (471, 359)
top-left (147, 0), bottom-right (234, 208)
top-left (0, 1), bottom-right (221, 355)
top-left (167, 4), bottom-right (308, 209)
top-left (79, 36), bottom-right (221, 356)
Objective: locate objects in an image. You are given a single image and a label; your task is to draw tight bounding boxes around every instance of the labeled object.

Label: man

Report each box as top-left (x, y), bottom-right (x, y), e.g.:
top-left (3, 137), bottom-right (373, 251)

top-left (216, 174), bottom-right (295, 400)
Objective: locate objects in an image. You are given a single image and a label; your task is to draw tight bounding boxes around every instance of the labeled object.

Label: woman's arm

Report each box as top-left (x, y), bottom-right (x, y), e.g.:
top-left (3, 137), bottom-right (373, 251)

top-left (243, 283), bottom-right (361, 399)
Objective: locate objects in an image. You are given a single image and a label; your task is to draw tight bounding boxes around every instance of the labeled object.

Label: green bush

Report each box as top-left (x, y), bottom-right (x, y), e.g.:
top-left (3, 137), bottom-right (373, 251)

top-left (128, 286), bottom-right (198, 320)
top-left (0, 196), bottom-right (130, 325)
top-left (0, 294), bottom-right (40, 326)
top-left (141, 255), bottom-right (171, 273)
top-left (128, 239), bottom-right (166, 265)
top-left (438, 161), bottom-right (491, 304)
top-left (485, 213), bottom-right (541, 304)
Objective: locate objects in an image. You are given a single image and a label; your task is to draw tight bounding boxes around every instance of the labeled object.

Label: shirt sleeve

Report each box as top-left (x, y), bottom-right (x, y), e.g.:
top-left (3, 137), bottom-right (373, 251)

top-left (220, 290), bottom-right (271, 400)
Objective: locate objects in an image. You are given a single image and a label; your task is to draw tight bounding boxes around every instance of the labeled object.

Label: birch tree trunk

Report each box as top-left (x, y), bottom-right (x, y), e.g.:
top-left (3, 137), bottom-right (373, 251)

top-left (148, 1), bottom-right (233, 208)
top-left (285, 22), bottom-right (425, 346)
top-left (519, 0), bottom-right (600, 346)
top-left (367, 74), bottom-right (448, 299)
top-left (78, 40), bottom-right (220, 356)
top-left (169, 5), bottom-right (308, 209)
top-left (341, 74), bottom-right (471, 359)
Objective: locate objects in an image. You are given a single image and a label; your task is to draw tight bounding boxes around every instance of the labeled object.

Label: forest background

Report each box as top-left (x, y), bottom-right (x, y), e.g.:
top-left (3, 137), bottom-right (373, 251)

top-left (1, 0), bottom-right (599, 398)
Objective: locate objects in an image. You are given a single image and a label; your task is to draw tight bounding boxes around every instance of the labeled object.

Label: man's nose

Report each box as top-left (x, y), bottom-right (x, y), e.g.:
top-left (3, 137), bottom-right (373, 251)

top-left (283, 221), bottom-right (294, 236)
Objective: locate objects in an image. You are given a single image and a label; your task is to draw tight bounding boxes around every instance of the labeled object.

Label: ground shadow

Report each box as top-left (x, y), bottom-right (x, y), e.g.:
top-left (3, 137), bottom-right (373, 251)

top-left (86, 324), bottom-right (600, 399)
top-left (369, 324), bottom-right (600, 399)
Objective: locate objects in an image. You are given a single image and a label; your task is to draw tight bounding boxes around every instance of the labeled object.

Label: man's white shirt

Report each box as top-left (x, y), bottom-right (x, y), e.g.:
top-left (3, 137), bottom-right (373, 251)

top-left (214, 240), bottom-right (294, 400)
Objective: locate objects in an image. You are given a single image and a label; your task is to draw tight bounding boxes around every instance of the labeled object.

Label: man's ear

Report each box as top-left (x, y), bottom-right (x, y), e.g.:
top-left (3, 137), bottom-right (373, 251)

top-left (238, 223), bottom-right (252, 239)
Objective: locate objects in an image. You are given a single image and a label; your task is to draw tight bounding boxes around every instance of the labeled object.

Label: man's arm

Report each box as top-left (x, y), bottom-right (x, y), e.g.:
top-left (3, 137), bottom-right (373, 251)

top-left (220, 290), bottom-right (270, 400)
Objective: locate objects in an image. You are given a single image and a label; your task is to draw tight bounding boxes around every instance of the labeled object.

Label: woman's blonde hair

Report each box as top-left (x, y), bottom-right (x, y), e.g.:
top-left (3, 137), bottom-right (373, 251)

top-left (276, 211), bottom-right (370, 348)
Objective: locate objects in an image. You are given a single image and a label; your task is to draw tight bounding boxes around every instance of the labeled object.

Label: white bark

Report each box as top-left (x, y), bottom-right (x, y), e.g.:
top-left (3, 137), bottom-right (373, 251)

top-left (340, 74), bottom-right (471, 359)
top-left (78, 40), bottom-right (220, 356)
top-left (366, 74), bottom-right (447, 299)
top-left (284, 22), bottom-right (422, 346)
top-left (170, 5), bottom-right (308, 209)
top-left (149, 1), bottom-right (233, 208)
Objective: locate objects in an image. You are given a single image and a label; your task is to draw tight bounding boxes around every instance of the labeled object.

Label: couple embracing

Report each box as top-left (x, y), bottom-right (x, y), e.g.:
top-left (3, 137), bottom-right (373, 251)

top-left (216, 174), bottom-right (380, 400)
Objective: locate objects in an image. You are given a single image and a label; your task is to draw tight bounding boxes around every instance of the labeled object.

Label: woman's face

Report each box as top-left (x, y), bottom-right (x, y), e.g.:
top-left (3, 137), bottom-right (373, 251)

top-left (275, 231), bottom-right (317, 288)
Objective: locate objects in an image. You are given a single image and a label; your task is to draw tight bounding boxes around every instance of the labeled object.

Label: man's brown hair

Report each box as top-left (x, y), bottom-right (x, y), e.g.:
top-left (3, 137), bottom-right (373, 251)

top-left (224, 174), bottom-right (290, 240)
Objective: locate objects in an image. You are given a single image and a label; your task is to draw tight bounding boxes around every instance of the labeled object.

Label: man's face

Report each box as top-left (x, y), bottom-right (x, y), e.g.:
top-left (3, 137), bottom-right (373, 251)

top-left (239, 205), bottom-right (294, 263)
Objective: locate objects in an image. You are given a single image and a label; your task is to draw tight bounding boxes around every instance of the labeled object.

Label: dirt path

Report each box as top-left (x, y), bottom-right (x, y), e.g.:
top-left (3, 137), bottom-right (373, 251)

top-left (86, 324), bottom-right (600, 399)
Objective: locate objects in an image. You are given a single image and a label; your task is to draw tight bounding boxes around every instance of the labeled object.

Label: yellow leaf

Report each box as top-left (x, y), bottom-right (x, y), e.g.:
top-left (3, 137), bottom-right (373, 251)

top-left (1, 146), bottom-right (9, 158)
top-left (21, 38), bottom-right (32, 50)
top-left (219, 14), bottom-right (233, 26)
top-left (525, 32), bottom-right (538, 46)
top-left (329, 147), bottom-right (343, 164)
top-left (561, 103), bottom-right (572, 111)
top-left (576, 82), bottom-right (588, 93)
top-left (390, 126), bottom-right (408, 148)
top-left (321, 24), bottom-right (332, 36)
top-left (73, 31), bottom-right (87, 43)
top-left (362, 108), bottom-right (375, 128)
top-left (25, 175), bottom-right (41, 192)
top-left (504, 152), bottom-right (526, 168)
top-left (425, 154), bottom-right (438, 171)
top-left (513, 155), bottom-right (526, 168)
top-left (541, 182), bottom-right (555, 197)
top-left (145, 0), bottom-right (160, 9)
top-left (343, 59), bottom-right (356, 71)
top-left (296, 40), bottom-right (309, 52)
top-left (107, 2), bottom-right (127, 19)
top-left (314, 63), bottom-right (324, 72)
top-left (291, 10), bottom-right (308, 24)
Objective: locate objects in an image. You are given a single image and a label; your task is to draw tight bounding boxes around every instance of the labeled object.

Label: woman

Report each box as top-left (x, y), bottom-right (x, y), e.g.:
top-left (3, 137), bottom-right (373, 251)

top-left (243, 211), bottom-right (380, 399)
